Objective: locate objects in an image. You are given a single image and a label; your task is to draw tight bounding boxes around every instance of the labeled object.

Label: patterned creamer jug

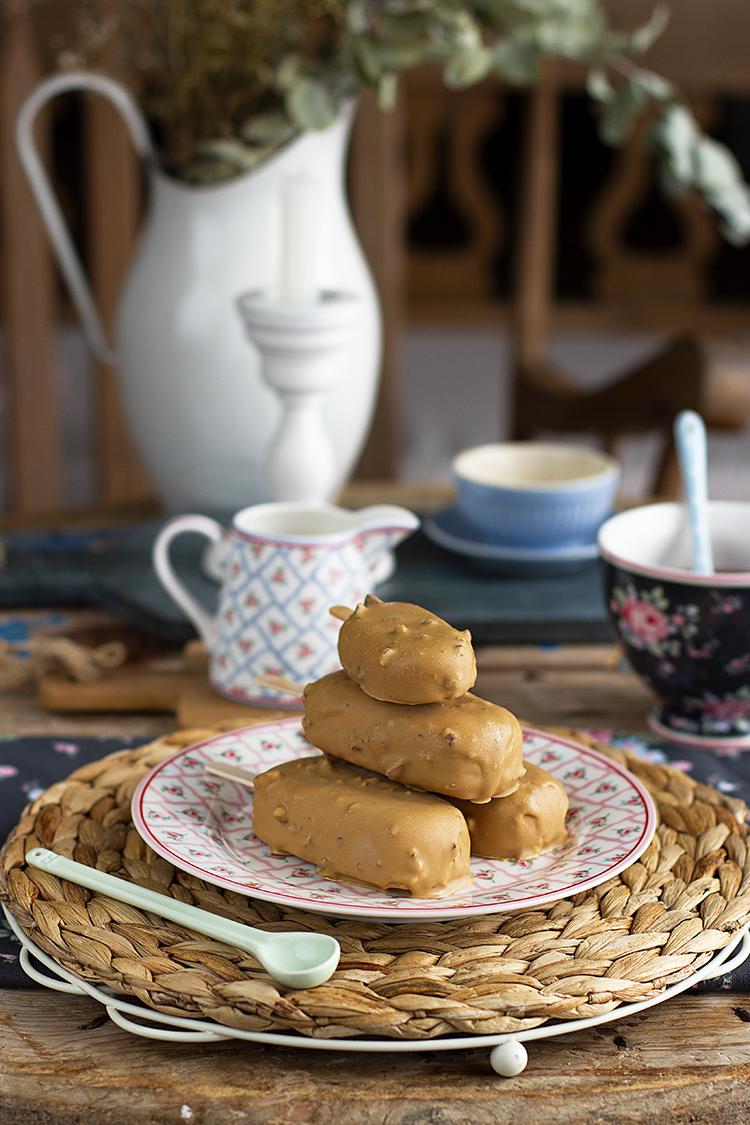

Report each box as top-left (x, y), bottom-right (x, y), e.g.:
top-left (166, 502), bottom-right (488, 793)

top-left (153, 503), bottom-right (419, 706)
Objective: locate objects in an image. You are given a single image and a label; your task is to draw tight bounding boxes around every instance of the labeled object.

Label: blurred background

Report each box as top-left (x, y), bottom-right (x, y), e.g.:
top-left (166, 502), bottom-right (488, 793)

top-left (2, 0), bottom-right (750, 517)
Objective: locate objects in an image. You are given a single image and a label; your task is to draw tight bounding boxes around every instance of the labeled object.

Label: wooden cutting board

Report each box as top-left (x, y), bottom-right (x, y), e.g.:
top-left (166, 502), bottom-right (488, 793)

top-left (36, 642), bottom-right (296, 728)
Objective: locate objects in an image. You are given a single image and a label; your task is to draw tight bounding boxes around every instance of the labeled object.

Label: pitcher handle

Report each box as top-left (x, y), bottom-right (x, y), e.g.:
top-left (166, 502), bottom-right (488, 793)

top-left (153, 515), bottom-right (224, 646)
top-left (16, 71), bottom-right (155, 364)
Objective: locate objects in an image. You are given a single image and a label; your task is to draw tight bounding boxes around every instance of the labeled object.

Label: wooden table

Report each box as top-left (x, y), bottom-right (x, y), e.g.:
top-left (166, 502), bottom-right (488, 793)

top-left (1, 614), bottom-right (750, 1123)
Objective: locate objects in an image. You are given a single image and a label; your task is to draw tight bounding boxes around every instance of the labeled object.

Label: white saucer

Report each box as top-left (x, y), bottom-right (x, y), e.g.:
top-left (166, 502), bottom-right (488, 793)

top-left (424, 506), bottom-right (598, 576)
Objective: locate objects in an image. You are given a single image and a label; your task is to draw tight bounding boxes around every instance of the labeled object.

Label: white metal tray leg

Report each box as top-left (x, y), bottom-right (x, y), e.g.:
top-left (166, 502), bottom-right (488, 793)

top-left (489, 1040), bottom-right (528, 1077)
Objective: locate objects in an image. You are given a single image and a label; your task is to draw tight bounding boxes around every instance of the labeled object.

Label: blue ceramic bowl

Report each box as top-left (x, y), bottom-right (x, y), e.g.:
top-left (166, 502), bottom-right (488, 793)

top-left (599, 502), bottom-right (750, 748)
top-left (453, 443), bottom-right (620, 548)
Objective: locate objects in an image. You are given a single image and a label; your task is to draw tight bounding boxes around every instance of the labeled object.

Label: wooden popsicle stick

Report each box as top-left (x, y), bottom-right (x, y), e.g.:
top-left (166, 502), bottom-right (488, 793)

top-left (205, 761), bottom-right (255, 789)
top-left (329, 605), bottom-right (351, 622)
top-left (256, 673), bottom-right (305, 697)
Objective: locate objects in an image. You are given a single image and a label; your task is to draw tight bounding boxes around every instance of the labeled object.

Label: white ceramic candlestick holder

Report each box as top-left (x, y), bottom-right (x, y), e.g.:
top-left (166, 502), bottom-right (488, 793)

top-left (238, 290), bottom-right (360, 502)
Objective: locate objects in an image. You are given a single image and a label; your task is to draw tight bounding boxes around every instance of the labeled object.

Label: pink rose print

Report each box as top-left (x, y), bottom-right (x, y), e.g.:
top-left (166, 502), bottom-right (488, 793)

top-left (245, 592), bottom-right (259, 608)
top-left (53, 741), bottom-right (79, 757)
top-left (619, 598), bottom-right (670, 644)
top-left (702, 697), bottom-right (750, 722)
top-left (712, 593), bottom-right (742, 615)
top-left (0, 765), bottom-right (18, 780)
top-left (272, 568), bottom-right (286, 585)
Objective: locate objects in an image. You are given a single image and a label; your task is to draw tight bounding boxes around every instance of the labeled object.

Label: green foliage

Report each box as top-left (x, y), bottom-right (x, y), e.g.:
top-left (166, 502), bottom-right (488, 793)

top-left (42, 0), bottom-right (750, 241)
top-left (653, 106), bottom-right (750, 244)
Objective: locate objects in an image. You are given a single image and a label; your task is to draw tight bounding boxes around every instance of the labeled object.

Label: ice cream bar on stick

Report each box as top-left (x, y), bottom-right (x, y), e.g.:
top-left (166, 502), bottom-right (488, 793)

top-left (253, 754), bottom-right (472, 897)
top-left (452, 762), bottom-right (568, 861)
top-left (302, 670), bottom-right (524, 803)
top-left (330, 595), bottom-right (477, 705)
top-left (256, 673), bottom-right (305, 697)
top-left (205, 761), bottom-right (256, 788)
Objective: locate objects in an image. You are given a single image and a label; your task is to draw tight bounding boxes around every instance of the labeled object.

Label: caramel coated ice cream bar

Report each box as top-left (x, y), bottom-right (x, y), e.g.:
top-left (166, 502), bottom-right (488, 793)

top-left (452, 761), bottom-right (569, 861)
top-left (335, 596), bottom-right (477, 705)
top-left (253, 755), bottom-right (472, 897)
top-left (302, 671), bottom-right (524, 803)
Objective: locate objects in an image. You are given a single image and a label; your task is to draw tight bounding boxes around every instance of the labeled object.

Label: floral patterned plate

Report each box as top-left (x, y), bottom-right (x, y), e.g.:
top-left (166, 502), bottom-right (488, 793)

top-left (132, 720), bottom-right (657, 922)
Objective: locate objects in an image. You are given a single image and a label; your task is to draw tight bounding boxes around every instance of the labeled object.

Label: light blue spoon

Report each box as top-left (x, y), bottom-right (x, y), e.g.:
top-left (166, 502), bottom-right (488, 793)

top-left (674, 410), bottom-right (714, 575)
top-left (26, 847), bottom-right (340, 989)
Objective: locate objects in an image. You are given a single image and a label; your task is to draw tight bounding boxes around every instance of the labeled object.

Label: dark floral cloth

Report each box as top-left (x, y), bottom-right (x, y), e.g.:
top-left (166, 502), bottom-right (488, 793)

top-left (0, 736), bottom-right (137, 987)
top-left (0, 732), bottom-right (749, 991)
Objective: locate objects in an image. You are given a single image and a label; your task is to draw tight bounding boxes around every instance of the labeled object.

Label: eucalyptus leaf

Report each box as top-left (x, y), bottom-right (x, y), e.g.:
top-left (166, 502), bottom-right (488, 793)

top-left (605, 2), bottom-right (670, 58)
top-left (286, 77), bottom-right (339, 131)
top-left (276, 54), bottom-right (300, 92)
top-left (718, 194), bottom-right (750, 245)
top-left (378, 72), bottom-right (399, 111)
top-left (653, 104), bottom-right (699, 187)
top-left (240, 112), bottom-right (296, 146)
top-left (433, 8), bottom-right (484, 53)
top-left (444, 45), bottom-right (493, 87)
top-left (543, 20), bottom-right (605, 60)
top-left (599, 83), bottom-right (646, 146)
top-left (492, 37), bottom-right (538, 84)
top-left (194, 139), bottom-right (260, 169)
top-left (352, 36), bottom-right (382, 83)
top-left (347, 0), bottom-right (371, 35)
top-left (693, 137), bottom-right (745, 197)
top-left (586, 67), bottom-right (612, 103)
top-left (627, 3), bottom-right (670, 54)
top-left (630, 68), bottom-right (673, 101)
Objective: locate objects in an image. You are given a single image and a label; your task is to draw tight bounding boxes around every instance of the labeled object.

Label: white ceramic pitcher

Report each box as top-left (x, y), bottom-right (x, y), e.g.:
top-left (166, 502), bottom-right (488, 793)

top-left (153, 502), bottom-right (419, 707)
top-left (17, 73), bottom-right (381, 511)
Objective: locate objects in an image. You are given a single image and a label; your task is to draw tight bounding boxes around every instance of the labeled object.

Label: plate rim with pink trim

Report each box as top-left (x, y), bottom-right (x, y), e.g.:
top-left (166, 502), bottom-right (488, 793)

top-left (131, 719), bottom-right (658, 922)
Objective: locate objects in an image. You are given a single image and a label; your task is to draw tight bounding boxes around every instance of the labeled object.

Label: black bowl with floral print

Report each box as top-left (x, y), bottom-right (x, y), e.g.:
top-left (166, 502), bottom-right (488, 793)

top-left (602, 560), bottom-right (750, 744)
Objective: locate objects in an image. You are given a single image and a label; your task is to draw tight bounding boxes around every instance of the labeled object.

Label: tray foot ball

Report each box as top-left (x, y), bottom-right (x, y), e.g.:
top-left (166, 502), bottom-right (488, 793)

top-left (489, 1040), bottom-right (528, 1077)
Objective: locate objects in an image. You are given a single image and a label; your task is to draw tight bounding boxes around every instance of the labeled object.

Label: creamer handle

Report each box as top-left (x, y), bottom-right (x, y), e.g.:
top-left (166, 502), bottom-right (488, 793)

top-left (153, 515), bottom-right (224, 646)
top-left (16, 72), bottom-right (155, 364)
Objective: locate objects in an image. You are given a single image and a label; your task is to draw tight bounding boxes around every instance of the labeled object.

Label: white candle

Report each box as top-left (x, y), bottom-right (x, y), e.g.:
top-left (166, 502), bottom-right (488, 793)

top-left (280, 172), bottom-right (319, 304)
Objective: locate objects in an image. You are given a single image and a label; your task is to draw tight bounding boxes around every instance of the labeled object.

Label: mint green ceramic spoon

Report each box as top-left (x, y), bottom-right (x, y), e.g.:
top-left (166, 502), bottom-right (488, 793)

top-left (26, 847), bottom-right (340, 989)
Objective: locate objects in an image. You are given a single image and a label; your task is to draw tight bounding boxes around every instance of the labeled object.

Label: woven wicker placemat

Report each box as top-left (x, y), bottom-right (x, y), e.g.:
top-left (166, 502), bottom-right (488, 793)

top-left (2, 725), bottom-right (750, 1040)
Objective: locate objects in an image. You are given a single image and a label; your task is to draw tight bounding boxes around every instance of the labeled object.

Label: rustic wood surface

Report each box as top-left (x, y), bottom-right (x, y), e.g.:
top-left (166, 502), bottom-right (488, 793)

top-left (1, 602), bottom-right (750, 1120)
top-left (5, 619), bottom-right (651, 737)
top-left (0, 990), bottom-right (748, 1125)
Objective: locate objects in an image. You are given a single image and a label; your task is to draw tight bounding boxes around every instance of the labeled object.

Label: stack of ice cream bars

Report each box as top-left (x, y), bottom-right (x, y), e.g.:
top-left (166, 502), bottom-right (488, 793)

top-left (253, 596), bottom-right (569, 897)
